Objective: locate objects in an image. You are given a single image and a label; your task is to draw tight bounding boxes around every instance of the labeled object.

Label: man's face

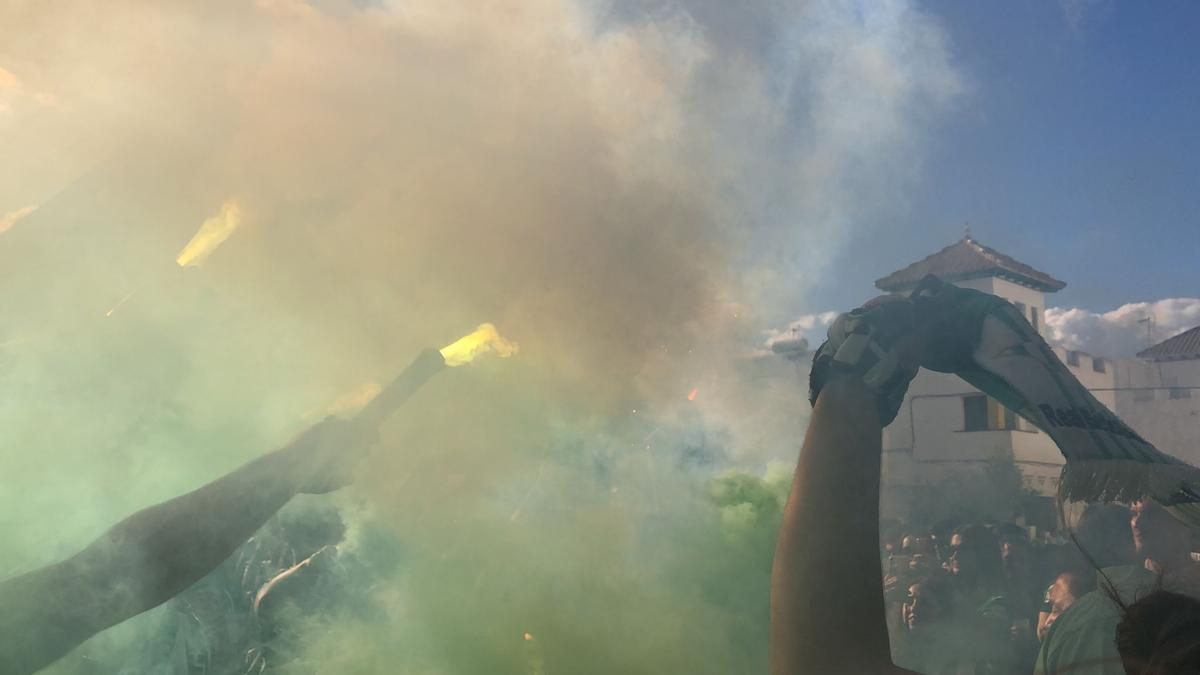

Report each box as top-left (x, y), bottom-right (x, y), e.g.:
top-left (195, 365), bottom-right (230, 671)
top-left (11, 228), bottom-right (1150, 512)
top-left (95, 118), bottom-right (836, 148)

top-left (1049, 574), bottom-right (1077, 613)
top-left (949, 546), bottom-right (974, 576)
top-left (950, 532), bottom-right (963, 549)
top-left (1002, 541), bottom-right (1027, 570)
top-left (1130, 500), bottom-right (1190, 563)
top-left (904, 582), bottom-right (942, 631)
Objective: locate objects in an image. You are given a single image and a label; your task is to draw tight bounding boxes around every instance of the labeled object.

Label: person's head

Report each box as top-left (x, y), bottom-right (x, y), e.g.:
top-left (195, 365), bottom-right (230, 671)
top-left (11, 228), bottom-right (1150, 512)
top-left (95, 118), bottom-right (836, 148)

top-left (1115, 590), bottom-right (1200, 674)
top-left (949, 530), bottom-right (964, 550)
top-left (1131, 500), bottom-right (1193, 570)
top-left (904, 576), bottom-right (950, 631)
top-left (900, 534), bottom-right (915, 552)
top-left (1000, 535), bottom-right (1030, 574)
top-left (1074, 503), bottom-right (1136, 569)
top-left (1049, 569), bottom-right (1091, 613)
top-left (949, 524), bottom-right (1000, 586)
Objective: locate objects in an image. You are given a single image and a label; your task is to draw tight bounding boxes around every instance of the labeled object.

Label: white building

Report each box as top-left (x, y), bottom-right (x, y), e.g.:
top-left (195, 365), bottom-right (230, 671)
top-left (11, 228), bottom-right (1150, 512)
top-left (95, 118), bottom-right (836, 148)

top-left (874, 233), bottom-right (1200, 529)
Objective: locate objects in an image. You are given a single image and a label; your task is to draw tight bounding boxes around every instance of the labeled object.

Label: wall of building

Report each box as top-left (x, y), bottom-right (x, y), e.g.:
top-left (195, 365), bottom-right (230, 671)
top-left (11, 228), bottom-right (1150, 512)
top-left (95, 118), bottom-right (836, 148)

top-left (1112, 358), bottom-right (1200, 465)
top-left (955, 277), bottom-right (1047, 335)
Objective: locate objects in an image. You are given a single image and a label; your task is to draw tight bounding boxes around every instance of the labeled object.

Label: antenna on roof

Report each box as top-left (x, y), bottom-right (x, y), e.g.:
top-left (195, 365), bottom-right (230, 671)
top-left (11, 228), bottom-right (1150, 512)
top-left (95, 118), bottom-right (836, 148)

top-left (1137, 316), bottom-right (1155, 347)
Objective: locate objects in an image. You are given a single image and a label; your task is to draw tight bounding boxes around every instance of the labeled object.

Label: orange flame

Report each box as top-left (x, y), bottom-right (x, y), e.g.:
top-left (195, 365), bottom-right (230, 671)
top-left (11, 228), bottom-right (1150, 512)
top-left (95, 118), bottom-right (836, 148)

top-left (439, 323), bottom-right (518, 367)
top-left (687, 387), bottom-right (698, 401)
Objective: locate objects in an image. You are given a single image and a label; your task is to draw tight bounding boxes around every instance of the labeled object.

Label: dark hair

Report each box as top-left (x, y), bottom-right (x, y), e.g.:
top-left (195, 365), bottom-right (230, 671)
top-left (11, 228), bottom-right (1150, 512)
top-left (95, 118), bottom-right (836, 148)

top-left (1057, 568), bottom-right (1094, 600)
top-left (1114, 590), bottom-right (1200, 674)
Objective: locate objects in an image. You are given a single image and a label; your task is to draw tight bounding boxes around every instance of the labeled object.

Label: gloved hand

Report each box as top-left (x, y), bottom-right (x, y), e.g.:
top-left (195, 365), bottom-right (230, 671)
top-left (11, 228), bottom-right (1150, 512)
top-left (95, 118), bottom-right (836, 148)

top-left (809, 295), bottom-right (924, 426)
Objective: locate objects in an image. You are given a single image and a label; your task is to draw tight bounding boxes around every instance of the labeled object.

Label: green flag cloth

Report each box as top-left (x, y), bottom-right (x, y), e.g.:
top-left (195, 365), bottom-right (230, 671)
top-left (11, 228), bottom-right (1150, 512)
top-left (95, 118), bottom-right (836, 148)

top-left (911, 275), bottom-right (1200, 505)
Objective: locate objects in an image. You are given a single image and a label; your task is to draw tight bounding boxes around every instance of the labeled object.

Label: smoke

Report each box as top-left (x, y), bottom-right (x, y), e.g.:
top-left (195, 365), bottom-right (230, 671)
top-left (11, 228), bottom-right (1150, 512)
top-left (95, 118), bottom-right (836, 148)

top-left (0, 0), bottom-right (962, 673)
top-left (764, 310), bottom-right (839, 350)
top-left (1045, 298), bottom-right (1200, 356)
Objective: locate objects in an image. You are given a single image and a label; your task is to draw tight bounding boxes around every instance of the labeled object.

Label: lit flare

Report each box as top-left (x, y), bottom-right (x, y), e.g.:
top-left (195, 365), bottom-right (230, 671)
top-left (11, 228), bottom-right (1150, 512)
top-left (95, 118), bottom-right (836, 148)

top-left (439, 323), bottom-right (518, 367)
top-left (0, 205), bottom-right (37, 234)
top-left (177, 200), bottom-right (242, 267)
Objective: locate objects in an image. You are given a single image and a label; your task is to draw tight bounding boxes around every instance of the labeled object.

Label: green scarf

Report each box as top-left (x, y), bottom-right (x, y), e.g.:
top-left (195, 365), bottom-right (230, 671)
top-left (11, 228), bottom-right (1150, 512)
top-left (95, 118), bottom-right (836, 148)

top-left (912, 275), bottom-right (1200, 506)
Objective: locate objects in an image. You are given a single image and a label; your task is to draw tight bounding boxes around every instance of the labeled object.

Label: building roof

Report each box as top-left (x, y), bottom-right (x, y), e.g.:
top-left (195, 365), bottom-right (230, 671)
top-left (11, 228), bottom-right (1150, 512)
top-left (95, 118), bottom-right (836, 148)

top-left (1137, 325), bottom-right (1200, 362)
top-left (875, 232), bottom-right (1067, 293)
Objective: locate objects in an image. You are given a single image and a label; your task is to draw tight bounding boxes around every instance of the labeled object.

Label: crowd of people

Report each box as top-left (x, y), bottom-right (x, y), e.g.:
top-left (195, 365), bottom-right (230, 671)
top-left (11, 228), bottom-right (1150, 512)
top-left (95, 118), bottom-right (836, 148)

top-left (882, 500), bottom-right (1200, 674)
top-left (882, 520), bottom-right (1096, 673)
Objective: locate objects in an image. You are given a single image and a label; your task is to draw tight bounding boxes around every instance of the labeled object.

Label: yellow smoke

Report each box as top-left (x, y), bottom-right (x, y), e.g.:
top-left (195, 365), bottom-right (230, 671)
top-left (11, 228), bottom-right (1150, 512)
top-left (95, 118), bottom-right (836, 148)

top-left (176, 200), bottom-right (242, 267)
top-left (439, 323), bottom-right (518, 367)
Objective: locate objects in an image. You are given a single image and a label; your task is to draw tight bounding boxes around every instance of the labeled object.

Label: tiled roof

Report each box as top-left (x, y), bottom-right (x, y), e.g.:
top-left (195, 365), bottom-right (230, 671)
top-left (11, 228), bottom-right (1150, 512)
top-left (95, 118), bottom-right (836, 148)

top-left (875, 235), bottom-right (1066, 293)
top-left (1137, 325), bottom-right (1200, 362)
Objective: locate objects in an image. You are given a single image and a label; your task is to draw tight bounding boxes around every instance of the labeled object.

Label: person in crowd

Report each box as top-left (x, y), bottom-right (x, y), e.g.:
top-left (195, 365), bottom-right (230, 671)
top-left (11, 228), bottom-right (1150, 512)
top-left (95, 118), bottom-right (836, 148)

top-left (1036, 569), bottom-right (1091, 642)
top-left (1131, 500), bottom-right (1200, 584)
top-left (0, 417), bottom-right (375, 675)
top-left (894, 574), bottom-right (982, 675)
top-left (1035, 503), bottom-right (1142, 674)
top-left (1038, 499), bottom-right (1200, 674)
top-left (998, 532), bottom-right (1042, 663)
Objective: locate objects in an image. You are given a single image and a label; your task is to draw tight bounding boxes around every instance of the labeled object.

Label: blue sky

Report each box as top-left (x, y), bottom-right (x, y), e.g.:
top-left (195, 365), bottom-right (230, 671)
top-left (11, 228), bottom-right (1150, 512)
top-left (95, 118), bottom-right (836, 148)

top-left (811, 0), bottom-right (1200, 314)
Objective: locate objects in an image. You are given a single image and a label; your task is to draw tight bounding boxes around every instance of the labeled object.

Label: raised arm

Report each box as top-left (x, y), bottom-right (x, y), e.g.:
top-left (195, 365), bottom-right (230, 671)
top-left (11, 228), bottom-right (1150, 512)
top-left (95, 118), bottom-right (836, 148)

top-left (0, 417), bottom-right (370, 675)
top-left (770, 298), bottom-right (922, 675)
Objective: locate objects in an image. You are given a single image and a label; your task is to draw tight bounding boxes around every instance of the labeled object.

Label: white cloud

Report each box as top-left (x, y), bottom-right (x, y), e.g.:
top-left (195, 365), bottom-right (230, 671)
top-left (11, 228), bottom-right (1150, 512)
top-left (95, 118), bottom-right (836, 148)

top-left (764, 310), bottom-right (838, 348)
top-left (1045, 298), bottom-right (1200, 356)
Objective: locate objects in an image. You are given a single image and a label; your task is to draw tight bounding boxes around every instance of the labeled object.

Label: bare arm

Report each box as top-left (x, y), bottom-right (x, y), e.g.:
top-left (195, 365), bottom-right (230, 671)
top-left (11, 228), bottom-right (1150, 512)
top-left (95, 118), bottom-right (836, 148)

top-left (0, 418), bottom-right (366, 674)
top-left (770, 375), bottom-right (916, 675)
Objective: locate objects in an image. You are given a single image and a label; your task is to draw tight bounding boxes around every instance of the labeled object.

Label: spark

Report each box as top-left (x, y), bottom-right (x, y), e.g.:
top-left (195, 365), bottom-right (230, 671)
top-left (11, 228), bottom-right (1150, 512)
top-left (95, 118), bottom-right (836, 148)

top-left (509, 462), bottom-right (546, 523)
top-left (104, 288), bottom-right (139, 317)
top-left (687, 387), bottom-right (698, 401)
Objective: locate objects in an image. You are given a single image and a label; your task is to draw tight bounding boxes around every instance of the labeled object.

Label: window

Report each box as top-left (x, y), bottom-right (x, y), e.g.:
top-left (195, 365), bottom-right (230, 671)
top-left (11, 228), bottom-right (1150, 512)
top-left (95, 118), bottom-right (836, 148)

top-left (1165, 377), bottom-right (1191, 399)
top-left (991, 398), bottom-right (1018, 430)
top-left (1067, 351), bottom-right (1080, 366)
top-left (963, 395), bottom-right (1017, 431)
top-left (1030, 307), bottom-right (1040, 331)
top-left (963, 395), bottom-right (988, 431)
top-left (1093, 358), bottom-right (1106, 373)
